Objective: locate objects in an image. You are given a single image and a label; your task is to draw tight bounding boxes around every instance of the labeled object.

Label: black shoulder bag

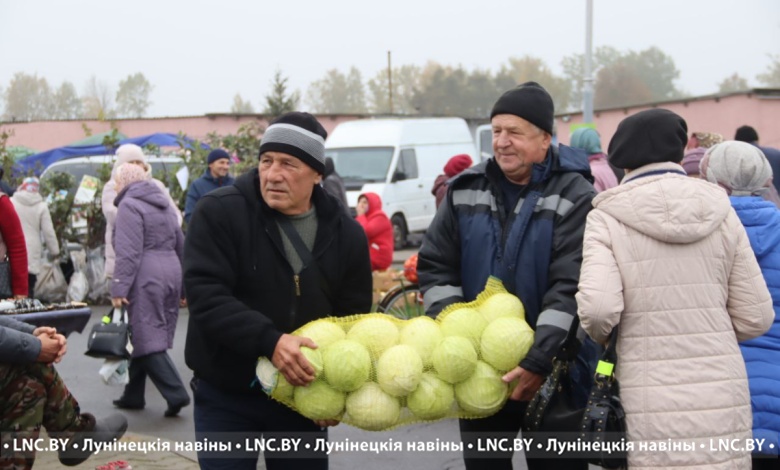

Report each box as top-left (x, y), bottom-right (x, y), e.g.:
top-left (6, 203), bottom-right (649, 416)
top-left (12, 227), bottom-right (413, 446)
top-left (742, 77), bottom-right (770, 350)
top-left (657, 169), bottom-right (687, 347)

top-left (85, 307), bottom-right (133, 359)
top-left (523, 324), bottom-right (627, 469)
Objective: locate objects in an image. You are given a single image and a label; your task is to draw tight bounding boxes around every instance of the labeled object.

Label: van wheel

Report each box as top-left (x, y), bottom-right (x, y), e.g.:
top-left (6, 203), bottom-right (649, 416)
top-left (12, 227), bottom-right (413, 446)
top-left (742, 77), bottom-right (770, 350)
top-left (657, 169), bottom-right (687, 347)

top-left (391, 215), bottom-right (408, 251)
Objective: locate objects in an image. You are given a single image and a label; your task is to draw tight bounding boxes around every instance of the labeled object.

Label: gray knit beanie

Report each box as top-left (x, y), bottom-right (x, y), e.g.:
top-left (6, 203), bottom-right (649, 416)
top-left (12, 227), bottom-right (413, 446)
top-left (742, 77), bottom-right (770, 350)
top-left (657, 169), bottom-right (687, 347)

top-left (259, 112), bottom-right (328, 174)
top-left (701, 141), bottom-right (773, 196)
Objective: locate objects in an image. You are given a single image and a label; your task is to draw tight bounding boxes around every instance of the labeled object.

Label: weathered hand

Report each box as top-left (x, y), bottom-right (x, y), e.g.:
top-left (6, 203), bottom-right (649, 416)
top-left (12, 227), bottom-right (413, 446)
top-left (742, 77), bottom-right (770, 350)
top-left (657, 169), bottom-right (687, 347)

top-left (271, 334), bottom-right (318, 387)
top-left (32, 326), bottom-right (57, 337)
top-left (36, 334), bottom-right (62, 364)
top-left (111, 297), bottom-right (129, 308)
top-left (503, 366), bottom-right (544, 401)
top-left (53, 334), bottom-right (67, 362)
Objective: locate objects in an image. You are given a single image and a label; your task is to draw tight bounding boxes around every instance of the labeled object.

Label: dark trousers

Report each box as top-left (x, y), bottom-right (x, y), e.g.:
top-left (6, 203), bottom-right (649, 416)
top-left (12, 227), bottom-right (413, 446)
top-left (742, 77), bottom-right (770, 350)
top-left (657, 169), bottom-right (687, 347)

top-left (192, 378), bottom-right (327, 470)
top-left (460, 401), bottom-right (588, 470)
top-left (118, 351), bottom-right (189, 407)
top-left (27, 273), bottom-right (36, 299)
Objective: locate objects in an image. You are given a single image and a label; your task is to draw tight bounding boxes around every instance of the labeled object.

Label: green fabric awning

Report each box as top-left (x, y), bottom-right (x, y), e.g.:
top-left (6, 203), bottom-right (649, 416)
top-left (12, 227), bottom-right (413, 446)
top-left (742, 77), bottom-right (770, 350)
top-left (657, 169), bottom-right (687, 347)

top-left (68, 131), bottom-right (128, 147)
top-left (7, 146), bottom-right (37, 161)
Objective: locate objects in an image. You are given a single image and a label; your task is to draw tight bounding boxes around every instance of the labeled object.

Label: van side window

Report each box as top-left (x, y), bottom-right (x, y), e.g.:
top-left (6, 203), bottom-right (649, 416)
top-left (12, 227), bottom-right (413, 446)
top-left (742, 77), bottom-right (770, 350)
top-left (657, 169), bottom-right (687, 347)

top-left (396, 149), bottom-right (419, 181)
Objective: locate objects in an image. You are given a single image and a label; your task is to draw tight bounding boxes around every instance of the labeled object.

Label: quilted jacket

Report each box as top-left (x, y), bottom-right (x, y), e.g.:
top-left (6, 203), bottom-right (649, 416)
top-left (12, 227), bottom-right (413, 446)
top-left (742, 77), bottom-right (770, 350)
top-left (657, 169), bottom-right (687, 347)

top-left (576, 162), bottom-right (774, 469)
top-left (11, 190), bottom-right (60, 275)
top-left (731, 196), bottom-right (780, 456)
top-left (111, 180), bottom-right (184, 358)
top-left (103, 176), bottom-right (181, 278)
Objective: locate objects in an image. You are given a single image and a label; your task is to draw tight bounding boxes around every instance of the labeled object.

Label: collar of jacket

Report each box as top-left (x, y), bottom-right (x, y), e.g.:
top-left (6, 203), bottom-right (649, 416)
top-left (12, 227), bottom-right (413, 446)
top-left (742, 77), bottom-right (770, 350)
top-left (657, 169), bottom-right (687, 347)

top-left (459, 144), bottom-right (593, 187)
top-left (233, 168), bottom-right (342, 258)
top-left (202, 168), bottom-right (234, 185)
top-left (622, 162), bottom-right (686, 184)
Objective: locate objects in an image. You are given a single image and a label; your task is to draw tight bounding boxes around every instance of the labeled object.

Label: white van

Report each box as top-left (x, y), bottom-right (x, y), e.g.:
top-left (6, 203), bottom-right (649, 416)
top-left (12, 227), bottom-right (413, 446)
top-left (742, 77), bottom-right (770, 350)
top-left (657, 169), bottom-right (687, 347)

top-left (325, 118), bottom-right (476, 249)
top-left (475, 123), bottom-right (493, 162)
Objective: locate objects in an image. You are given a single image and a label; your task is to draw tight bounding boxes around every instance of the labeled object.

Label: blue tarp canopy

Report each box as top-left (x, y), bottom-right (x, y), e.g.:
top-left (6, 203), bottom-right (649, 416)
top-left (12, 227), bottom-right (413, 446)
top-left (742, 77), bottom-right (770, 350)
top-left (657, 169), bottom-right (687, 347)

top-left (15, 133), bottom-right (204, 175)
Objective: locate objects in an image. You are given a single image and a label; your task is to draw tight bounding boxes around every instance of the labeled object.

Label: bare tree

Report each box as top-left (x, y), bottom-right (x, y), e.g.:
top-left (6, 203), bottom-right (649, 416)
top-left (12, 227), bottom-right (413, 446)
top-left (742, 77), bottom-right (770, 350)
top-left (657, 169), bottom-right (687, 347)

top-left (115, 72), bottom-right (153, 118)
top-left (3, 72), bottom-right (52, 121)
top-left (718, 73), bottom-right (750, 93)
top-left (497, 56), bottom-right (572, 113)
top-left (306, 67), bottom-right (367, 113)
top-left (51, 81), bottom-right (82, 119)
top-left (82, 76), bottom-right (115, 119)
top-left (367, 64), bottom-right (421, 114)
top-left (231, 93), bottom-right (255, 114)
top-left (757, 54), bottom-right (780, 87)
top-left (562, 46), bottom-right (682, 110)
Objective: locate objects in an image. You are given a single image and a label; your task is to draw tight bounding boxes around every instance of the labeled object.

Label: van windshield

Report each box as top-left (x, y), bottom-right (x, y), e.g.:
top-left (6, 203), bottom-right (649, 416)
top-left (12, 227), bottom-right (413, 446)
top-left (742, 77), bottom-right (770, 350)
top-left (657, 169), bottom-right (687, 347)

top-left (325, 147), bottom-right (393, 188)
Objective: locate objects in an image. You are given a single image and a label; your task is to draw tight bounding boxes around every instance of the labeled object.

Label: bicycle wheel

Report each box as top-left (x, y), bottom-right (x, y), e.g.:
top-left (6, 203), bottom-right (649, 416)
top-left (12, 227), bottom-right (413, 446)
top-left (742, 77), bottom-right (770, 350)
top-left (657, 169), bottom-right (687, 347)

top-left (378, 283), bottom-right (424, 320)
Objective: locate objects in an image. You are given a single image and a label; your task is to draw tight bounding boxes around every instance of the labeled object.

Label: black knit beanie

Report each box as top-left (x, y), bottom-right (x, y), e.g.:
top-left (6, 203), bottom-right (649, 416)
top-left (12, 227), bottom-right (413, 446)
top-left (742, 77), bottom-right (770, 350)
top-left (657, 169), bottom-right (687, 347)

top-left (258, 112), bottom-right (328, 174)
top-left (490, 81), bottom-right (554, 135)
top-left (207, 149), bottom-right (230, 164)
top-left (608, 109), bottom-right (688, 170)
top-left (734, 125), bottom-right (759, 143)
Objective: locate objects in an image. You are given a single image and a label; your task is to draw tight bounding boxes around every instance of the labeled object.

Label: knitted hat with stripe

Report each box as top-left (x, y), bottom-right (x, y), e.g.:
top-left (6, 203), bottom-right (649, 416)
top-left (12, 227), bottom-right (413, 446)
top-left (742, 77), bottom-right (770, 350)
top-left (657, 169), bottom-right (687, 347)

top-left (259, 112), bottom-right (328, 174)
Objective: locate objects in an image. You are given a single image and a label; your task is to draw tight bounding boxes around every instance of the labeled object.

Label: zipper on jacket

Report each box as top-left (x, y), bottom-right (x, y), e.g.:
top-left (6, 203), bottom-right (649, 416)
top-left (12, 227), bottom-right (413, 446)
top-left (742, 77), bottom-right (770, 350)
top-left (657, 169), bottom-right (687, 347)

top-left (294, 274), bottom-right (301, 296)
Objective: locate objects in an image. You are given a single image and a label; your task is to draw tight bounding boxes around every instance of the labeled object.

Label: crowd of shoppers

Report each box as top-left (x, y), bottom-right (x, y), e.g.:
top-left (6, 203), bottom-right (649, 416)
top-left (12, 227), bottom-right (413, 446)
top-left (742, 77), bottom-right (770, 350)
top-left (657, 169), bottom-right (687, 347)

top-left (3, 85), bottom-right (780, 470)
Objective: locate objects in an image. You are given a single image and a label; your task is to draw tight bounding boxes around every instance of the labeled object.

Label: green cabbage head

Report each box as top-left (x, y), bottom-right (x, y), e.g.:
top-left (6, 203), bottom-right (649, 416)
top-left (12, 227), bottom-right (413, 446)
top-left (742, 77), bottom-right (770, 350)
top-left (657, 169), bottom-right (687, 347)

top-left (345, 382), bottom-right (401, 431)
top-left (294, 380), bottom-right (345, 420)
top-left (454, 361), bottom-right (509, 417)
top-left (376, 344), bottom-right (424, 397)
top-left (322, 339), bottom-right (371, 392)
top-left (431, 336), bottom-right (478, 384)
top-left (407, 373), bottom-right (455, 420)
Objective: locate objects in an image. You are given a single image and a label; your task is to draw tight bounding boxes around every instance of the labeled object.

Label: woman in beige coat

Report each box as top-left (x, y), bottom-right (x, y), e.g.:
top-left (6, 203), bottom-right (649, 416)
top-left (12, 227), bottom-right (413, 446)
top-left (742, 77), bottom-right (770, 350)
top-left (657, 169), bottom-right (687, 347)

top-left (10, 177), bottom-right (59, 298)
top-left (576, 109), bottom-right (774, 470)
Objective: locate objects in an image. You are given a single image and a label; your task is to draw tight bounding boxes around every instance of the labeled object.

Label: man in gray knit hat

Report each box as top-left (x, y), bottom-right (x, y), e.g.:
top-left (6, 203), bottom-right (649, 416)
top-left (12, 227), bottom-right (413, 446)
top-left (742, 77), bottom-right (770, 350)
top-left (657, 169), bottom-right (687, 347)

top-left (184, 112), bottom-right (372, 470)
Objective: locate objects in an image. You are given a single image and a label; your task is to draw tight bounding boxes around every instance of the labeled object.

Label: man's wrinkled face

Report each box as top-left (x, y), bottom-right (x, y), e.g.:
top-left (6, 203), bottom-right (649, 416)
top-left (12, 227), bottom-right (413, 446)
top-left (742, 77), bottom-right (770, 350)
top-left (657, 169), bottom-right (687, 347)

top-left (259, 151), bottom-right (321, 215)
top-left (209, 158), bottom-right (230, 178)
top-left (492, 114), bottom-right (551, 185)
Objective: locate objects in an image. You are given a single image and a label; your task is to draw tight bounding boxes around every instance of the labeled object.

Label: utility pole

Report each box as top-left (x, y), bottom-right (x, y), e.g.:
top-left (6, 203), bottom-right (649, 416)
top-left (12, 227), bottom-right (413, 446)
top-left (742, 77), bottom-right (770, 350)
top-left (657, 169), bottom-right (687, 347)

top-left (387, 50), bottom-right (394, 114)
top-left (583, 0), bottom-right (594, 124)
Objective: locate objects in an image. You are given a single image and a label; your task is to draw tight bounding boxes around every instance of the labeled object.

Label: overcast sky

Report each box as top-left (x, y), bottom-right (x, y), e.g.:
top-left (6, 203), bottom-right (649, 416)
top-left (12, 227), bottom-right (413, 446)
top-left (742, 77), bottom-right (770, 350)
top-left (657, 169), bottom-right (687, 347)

top-left (2, 0), bottom-right (778, 118)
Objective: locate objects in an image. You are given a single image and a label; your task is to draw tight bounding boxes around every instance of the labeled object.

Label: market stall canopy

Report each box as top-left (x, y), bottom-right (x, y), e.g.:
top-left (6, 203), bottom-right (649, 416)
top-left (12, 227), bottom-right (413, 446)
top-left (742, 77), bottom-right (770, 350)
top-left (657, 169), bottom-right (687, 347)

top-left (7, 146), bottom-right (37, 161)
top-left (67, 131), bottom-right (129, 147)
top-left (15, 133), bottom-right (205, 175)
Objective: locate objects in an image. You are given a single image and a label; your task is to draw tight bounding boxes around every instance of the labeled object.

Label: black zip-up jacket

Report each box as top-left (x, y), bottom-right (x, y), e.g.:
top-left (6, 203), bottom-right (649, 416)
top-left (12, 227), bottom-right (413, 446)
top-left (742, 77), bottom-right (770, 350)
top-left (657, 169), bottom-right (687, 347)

top-left (184, 169), bottom-right (372, 394)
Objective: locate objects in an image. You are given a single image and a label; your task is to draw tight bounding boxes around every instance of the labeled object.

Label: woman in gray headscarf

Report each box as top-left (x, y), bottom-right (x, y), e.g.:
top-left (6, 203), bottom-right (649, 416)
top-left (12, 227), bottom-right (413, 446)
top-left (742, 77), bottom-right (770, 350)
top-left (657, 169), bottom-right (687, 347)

top-left (700, 141), bottom-right (780, 469)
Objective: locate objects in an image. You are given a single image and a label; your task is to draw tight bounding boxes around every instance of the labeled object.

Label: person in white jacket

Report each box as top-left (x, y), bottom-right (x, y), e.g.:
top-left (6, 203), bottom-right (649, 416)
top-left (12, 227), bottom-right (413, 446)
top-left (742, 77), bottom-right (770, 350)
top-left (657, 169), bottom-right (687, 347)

top-left (102, 144), bottom-right (182, 279)
top-left (11, 177), bottom-right (59, 298)
top-left (576, 109), bottom-right (774, 470)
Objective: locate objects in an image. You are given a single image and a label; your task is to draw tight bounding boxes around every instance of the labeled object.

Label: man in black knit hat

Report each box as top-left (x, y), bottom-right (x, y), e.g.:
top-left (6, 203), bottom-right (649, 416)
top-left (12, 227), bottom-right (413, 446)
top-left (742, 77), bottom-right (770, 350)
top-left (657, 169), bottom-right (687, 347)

top-left (183, 112), bottom-right (372, 470)
top-left (418, 82), bottom-right (595, 470)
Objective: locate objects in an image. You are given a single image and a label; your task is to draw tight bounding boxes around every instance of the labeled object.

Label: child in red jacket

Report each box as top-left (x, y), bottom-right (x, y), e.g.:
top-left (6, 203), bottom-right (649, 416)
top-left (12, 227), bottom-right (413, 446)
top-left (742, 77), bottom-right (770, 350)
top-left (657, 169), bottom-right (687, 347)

top-left (355, 192), bottom-right (393, 271)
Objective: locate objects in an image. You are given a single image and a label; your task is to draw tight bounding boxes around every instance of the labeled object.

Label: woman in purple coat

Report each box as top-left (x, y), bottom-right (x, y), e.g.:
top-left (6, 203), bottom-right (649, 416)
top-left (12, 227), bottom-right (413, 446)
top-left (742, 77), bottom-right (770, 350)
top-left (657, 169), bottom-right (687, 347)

top-left (110, 163), bottom-right (190, 417)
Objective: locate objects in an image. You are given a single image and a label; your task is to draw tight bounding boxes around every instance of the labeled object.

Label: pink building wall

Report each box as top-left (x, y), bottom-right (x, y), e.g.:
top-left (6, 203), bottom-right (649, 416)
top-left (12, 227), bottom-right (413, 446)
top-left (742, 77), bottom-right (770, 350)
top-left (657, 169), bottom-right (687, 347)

top-left (2, 114), bottom-right (364, 153)
top-left (4, 90), bottom-right (779, 157)
top-left (556, 90), bottom-right (780, 151)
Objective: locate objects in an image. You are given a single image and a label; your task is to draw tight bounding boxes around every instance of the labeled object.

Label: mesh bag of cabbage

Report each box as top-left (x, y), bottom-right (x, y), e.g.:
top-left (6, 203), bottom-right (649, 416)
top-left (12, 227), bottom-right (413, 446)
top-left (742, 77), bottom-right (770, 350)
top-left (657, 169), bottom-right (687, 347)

top-left (255, 276), bottom-right (534, 431)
